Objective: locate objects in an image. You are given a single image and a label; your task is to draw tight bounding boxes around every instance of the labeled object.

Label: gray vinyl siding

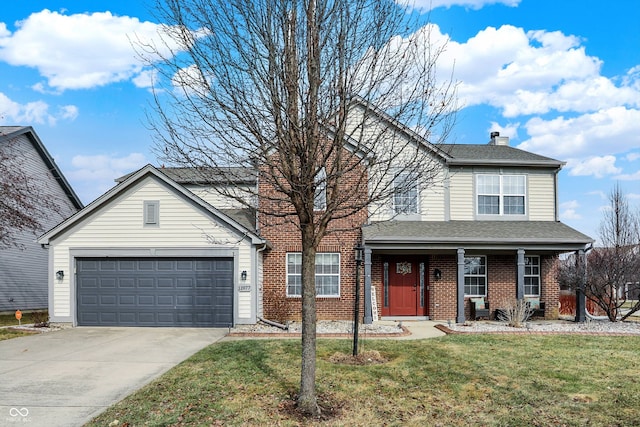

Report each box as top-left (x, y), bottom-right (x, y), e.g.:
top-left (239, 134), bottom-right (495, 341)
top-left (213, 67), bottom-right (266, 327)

top-left (0, 134), bottom-right (78, 312)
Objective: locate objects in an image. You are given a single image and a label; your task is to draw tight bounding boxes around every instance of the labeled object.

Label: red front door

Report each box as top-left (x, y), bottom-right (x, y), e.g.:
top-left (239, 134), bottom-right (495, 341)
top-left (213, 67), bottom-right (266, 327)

top-left (387, 258), bottom-right (426, 316)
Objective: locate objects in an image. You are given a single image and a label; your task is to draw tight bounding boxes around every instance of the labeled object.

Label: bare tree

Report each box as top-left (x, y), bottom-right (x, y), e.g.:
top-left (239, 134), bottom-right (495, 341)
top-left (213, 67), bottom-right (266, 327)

top-left (141, 0), bottom-right (456, 414)
top-left (0, 135), bottom-right (64, 248)
top-left (557, 184), bottom-right (640, 321)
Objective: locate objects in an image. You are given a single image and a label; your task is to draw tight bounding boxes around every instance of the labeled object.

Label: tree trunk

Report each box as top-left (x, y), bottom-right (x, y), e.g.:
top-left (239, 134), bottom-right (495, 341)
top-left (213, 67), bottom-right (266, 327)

top-left (297, 225), bottom-right (319, 415)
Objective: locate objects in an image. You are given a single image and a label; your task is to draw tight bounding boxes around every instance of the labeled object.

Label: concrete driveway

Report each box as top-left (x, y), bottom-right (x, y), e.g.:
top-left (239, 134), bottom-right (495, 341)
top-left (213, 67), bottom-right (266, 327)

top-left (0, 327), bottom-right (227, 426)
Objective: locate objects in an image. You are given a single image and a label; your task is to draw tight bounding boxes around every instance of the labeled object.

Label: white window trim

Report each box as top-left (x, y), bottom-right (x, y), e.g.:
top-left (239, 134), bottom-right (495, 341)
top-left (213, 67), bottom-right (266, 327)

top-left (393, 171), bottom-right (420, 216)
top-left (143, 200), bottom-right (159, 227)
top-left (524, 255), bottom-right (541, 297)
top-left (464, 255), bottom-right (487, 297)
top-left (476, 174), bottom-right (526, 217)
top-left (286, 252), bottom-right (341, 298)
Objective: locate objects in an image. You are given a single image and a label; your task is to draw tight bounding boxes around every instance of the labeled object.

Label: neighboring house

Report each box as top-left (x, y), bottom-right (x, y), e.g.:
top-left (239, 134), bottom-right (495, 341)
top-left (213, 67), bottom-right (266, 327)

top-left (38, 101), bottom-right (592, 327)
top-left (0, 126), bottom-right (83, 313)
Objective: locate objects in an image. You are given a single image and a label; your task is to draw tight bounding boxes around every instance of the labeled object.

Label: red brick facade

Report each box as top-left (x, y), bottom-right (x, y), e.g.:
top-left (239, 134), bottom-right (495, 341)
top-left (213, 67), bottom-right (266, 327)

top-left (369, 253), bottom-right (560, 321)
top-left (258, 147), bottom-right (368, 321)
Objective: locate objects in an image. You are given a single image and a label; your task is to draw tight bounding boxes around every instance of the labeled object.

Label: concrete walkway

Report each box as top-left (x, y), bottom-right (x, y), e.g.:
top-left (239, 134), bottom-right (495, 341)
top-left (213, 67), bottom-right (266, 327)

top-left (389, 320), bottom-right (447, 339)
top-left (0, 327), bottom-right (226, 427)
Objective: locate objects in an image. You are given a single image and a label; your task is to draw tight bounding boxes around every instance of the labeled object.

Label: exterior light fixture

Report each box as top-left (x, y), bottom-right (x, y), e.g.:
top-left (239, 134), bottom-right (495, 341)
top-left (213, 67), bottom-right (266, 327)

top-left (241, 270), bottom-right (247, 281)
top-left (434, 268), bottom-right (442, 280)
top-left (56, 270), bottom-right (64, 280)
top-left (354, 245), bottom-right (364, 264)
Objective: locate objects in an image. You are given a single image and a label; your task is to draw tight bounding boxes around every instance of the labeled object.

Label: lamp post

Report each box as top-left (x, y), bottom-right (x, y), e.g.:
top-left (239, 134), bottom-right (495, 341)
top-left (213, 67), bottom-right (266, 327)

top-left (353, 244), bottom-right (364, 356)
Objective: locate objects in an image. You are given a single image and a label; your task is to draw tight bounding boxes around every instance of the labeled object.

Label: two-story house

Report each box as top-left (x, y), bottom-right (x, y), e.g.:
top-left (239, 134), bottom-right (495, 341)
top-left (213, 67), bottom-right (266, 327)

top-left (0, 126), bottom-right (83, 313)
top-left (38, 100), bottom-right (592, 327)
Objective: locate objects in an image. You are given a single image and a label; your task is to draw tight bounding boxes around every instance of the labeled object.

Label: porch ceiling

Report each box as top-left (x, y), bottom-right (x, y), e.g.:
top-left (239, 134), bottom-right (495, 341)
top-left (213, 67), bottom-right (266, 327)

top-left (362, 220), bottom-right (593, 252)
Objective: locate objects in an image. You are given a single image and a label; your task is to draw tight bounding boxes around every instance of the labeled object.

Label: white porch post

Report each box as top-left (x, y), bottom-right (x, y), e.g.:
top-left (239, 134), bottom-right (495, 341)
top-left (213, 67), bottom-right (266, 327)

top-left (363, 247), bottom-right (373, 324)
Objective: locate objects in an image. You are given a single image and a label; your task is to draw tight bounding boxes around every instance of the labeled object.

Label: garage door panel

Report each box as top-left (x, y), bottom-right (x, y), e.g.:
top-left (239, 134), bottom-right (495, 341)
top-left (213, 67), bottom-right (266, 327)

top-left (77, 257), bottom-right (233, 327)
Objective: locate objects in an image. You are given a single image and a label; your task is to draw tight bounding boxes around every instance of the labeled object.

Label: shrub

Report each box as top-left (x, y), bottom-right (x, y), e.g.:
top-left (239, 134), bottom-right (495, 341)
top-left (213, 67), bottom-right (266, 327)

top-left (497, 299), bottom-right (533, 328)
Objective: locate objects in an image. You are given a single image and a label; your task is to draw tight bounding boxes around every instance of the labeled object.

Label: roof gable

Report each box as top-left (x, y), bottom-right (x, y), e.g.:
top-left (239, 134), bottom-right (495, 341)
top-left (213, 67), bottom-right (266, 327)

top-left (0, 126), bottom-right (83, 209)
top-left (38, 164), bottom-right (264, 245)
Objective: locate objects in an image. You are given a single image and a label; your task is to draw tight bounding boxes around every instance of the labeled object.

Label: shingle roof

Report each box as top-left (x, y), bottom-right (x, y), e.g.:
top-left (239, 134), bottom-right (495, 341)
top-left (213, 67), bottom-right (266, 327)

top-left (116, 166), bottom-right (257, 184)
top-left (363, 220), bottom-right (592, 250)
top-left (439, 144), bottom-right (563, 167)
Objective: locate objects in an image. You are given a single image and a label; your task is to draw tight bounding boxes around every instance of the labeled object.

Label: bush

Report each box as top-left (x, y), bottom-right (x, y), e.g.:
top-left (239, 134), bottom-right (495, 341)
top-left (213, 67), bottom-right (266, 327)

top-left (497, 299), bottom-right (533, 328)
top-left (31, 311), bottom-right (49, 328)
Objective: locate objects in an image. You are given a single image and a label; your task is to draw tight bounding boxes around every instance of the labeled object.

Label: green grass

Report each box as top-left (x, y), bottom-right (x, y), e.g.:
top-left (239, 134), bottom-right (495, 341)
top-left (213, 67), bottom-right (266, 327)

top-left (0, 311), bottom-right (47, 327)
top-left (0, 328), bottom-right (36, 341)
top-left (88, 335), bottom-right (640, 426)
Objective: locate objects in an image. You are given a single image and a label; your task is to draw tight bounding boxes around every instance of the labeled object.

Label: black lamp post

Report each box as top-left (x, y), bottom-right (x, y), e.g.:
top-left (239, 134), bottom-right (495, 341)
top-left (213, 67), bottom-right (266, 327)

top-left (352, 244), bottom-right (364, 356)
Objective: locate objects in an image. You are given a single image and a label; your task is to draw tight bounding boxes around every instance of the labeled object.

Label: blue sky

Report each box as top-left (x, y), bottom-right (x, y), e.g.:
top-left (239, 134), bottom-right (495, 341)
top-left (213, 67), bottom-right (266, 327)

top-left (1, 0), bottom-right (638, 243)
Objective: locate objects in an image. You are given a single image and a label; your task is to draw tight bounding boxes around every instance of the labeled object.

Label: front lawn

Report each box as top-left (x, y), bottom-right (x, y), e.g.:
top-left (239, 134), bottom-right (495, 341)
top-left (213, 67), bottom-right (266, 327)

top-left (89, 335), bottom-right (640, 426)
top-left (0, 328), bottom-right (36, 341)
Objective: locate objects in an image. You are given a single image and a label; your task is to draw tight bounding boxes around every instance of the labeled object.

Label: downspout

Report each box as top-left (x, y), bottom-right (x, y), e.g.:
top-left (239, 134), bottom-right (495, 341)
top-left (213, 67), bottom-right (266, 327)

top-left (254, 242), bottom-right (268, 323)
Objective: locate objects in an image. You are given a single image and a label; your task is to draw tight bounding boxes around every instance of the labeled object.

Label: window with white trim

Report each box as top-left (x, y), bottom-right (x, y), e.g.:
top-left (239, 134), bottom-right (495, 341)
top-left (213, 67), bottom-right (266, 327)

top-left (464, 256), bottom-right (486, 296)
top-left (524, 255), bottom-right (540, 296)
top-left (314, 167), bottom-right (327, 211)
top-left (143, 201), bottom-right (159, 226)
top-left (393, 172), bottom-right (419, 214)
top-left (477, 174), bottom-right (525, 216)
top-left (286, 253), bottom-right (340, 297)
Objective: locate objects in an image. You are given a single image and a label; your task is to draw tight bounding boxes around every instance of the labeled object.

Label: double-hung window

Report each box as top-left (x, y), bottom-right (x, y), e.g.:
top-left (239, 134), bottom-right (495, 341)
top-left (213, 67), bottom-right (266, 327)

top-left (524, 256), bottom-right (540, 296)
top-left (393, 172), bottom-right (419, 215)
top-left (477, 174), bottom-right (526, 216)
top-left (286, 253), bottom-right (340, 297)
top-left (464, 256), bottom-right (487, 297)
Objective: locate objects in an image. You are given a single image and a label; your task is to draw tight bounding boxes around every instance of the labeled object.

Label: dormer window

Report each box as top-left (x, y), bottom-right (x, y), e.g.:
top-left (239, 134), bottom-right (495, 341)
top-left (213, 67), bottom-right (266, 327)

top-left (144, 201), bottom-right (159, 226)
top-left (476, 174), bottom-right (525, 216)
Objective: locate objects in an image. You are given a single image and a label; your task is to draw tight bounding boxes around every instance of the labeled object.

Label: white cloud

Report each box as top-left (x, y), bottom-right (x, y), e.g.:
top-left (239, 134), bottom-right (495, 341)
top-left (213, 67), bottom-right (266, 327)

top-left (488, 121), bottom-right (519, 140)
top-left (424, 24), bottom-right (640, 122)
top-left (615, 170), bottom-right (640, 181)
top-left (406, 0), bottom-right (520, 11)
top-left (67, 152), bottom-right (148, 202)
top-left (560, 200), bottom-right (581, 220)
top-left (567, 155), bottom-right (621, 178)
top-left (517, 107), bottom-right (640, 160)
top-left (0, 91), bottom-right (77, 125)
top-left (132, 69), bottom-right (158, 89)
top-left (626, 152), bottom-right (640, 162)
top-left (586, 190), bottom-right (607, 200)
top-left (0, 10), bottom-right (183, 91)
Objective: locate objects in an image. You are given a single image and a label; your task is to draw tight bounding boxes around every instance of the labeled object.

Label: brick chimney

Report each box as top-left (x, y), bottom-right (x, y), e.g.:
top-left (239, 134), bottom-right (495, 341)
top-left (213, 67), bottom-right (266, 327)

top-left (489, 131), bottom-right (509, 146)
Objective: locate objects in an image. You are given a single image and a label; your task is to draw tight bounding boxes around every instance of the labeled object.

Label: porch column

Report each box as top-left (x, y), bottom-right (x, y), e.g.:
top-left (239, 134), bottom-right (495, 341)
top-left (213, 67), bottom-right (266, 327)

top-left (457, 248), bottom-right (465, 323)
top-left (516, 248), bottom-right (525, 300)
top-left (575, 249), bottom-right (586, 323)
top-left (363, 247), bottom-right (373, 324)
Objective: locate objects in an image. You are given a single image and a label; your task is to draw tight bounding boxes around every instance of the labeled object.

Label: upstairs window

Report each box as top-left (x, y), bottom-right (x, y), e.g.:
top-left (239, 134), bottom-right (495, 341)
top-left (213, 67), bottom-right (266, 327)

top-left (477, 175), bottom-right (525, 216)
top-left (393, 172), bottom-right (419, 215)
top-left (143, 201), bottom-right (159, 226)
top-left (314, 167), bottom-right (327, 211)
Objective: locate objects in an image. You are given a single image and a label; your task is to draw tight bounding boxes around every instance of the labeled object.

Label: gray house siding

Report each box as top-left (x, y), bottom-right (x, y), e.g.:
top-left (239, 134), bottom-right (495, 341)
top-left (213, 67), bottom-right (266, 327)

top-left (0, 128), bottom-right (81, 312)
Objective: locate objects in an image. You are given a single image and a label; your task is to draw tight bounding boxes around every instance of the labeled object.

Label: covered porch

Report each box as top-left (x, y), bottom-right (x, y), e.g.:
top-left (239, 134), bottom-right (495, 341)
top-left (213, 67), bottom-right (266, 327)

top-left (361, 220), bottom-right (593, 324)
